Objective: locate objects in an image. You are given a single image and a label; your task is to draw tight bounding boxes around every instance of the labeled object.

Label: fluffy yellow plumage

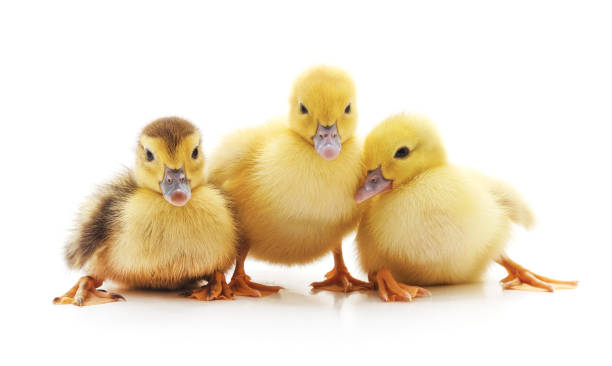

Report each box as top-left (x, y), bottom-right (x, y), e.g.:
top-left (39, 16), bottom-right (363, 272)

top-left (99, 184), bottom-right (236, 289)
top-left (55, 117), bottom-right (237, 306)
top-left (208, 66), bottom-right (370, 296)
top-left (355, 114), bottom-right (577, 301)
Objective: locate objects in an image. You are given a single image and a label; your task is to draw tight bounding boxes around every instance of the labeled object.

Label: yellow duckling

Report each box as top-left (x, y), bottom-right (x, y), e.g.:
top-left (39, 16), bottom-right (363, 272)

top-left (355, 114), bottom-right (577, 302)
top-left (207, 66), bottom-right (370, 296)
top-left (54, 117), bottom-right (237, 306)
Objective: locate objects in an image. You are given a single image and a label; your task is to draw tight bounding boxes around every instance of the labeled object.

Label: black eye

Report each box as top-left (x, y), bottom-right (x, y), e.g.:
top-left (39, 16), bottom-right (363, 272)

top-left (145, 149), bottom-right (154, 162)
top-left (192, 147), bottom-right (199, 159)
top-left (344, 103), bottom-right (351, 114)
top-left (394, 146), bottom-right (410, 159)
top-left (300, 103), bottom-right (308, 114)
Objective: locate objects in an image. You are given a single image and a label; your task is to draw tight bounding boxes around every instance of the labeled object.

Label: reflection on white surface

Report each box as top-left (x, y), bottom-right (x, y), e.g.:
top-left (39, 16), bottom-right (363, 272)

top-left (6, 228), bottom-right (600, 366)
top-left (32, 264), bottom-right (597, 363)
top-left (0, 237), bottom-right (601, 366)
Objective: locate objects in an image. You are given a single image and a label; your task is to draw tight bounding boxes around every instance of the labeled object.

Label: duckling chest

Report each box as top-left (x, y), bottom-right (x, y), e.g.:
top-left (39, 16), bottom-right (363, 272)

top-left (245, 138), bottom-right (363, 226)
top-left (108, 190), bottom-right (235, 279)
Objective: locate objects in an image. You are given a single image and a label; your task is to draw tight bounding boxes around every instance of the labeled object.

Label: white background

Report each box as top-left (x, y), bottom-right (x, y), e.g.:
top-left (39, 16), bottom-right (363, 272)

top-left (1, 1), bottom-right (610, 365)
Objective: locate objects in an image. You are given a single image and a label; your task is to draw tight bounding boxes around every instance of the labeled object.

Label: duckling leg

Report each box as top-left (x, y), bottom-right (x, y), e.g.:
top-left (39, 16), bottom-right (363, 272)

top-left (311, 246), bottom-right (372, 292)
top-left (53, 276), bottom-right (125, 306)
top-left (369, 269), bottom-right (431, 302)
top-left (497, 256), bottom-right (578, 292)
top-left (228, 245), bottom-right (283, 297)
top-left (183, 272), bottom-right (234, 301)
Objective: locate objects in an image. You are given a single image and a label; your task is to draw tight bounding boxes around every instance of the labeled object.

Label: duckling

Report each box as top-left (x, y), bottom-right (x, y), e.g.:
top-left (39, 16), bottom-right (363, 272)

top-left (355, 114), bottom-right (577, 302)
top-left (54, 117), bottom-right (237, 306)
top-left (207, 66), bottom-right (370, 296)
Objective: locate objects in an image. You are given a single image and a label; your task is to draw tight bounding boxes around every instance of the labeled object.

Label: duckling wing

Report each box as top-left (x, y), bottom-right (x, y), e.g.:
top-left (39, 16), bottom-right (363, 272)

top-left (467, 169), bottom-right (535, 229)
top-left (206, 119), bottom-right (284, 187)
top-left (65, 172), bottom-right (137, 269)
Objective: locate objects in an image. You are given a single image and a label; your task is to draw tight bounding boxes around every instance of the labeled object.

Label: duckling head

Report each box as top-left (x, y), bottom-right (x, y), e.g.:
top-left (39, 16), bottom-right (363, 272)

top-left (134, 117), bottom-right (205, 206)
top-left (288, 65), bottom-right (357, 161)
top-left (355, 114), bottom-right (447, 203)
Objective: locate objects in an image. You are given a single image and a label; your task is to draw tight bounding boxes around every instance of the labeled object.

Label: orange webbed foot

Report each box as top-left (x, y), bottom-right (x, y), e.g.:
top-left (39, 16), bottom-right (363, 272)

top-left (372, 269), bottom-right (431, 302)
top-left (53, 276), bottom-right (125, 306)
top-left (229, 273), bottom-right (282, 297)
top-left (183, 272), bottom-right (234, 301)
top-left (311, 266), bottom-right (373, 293)
top-left (497, 257), bottom-right (578, 292)
top-left (311, 245), bottom-right (372, 293)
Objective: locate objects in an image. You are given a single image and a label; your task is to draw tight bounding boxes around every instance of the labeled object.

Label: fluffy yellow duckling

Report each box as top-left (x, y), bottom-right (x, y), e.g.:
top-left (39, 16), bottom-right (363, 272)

top-left (54, 117), bottom-right (237, 306)
top-left (207, 66), bottom-right (369, 296)
top-left (355, 114), bottom-right (577, 302)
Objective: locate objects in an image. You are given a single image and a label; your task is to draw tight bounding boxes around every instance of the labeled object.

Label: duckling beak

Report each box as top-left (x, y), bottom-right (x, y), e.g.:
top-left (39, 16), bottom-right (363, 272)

top-left (355, 167), bottom-right (392, 203)
top-left (313, 122), bottom-right (341, 161)
top-left (161, 166), bottom-right (191, 207)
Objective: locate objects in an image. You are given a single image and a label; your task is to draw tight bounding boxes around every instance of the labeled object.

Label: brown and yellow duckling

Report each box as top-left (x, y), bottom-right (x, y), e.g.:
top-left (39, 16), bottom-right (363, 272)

top-left (54, 117), bottom-right (237, 306)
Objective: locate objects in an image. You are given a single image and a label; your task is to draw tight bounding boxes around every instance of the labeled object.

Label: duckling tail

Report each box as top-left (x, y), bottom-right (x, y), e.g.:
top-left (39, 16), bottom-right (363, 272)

top-left (488, 179), bottom-right (535, 230)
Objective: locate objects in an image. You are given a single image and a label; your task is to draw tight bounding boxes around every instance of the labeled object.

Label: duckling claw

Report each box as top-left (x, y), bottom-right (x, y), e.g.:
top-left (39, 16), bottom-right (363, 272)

top-left (372, 268), bottom-right (429, 303)
top-left (497, 256), bottom-right (578, 292)
top-left (185, 272), bottom-right (235, 301)
top-left (53, 276), bottom-right (125, 306)
top-left (311, 246), bottom-right (372, 293)
top-left (229, 273), bottom-right (282, 297)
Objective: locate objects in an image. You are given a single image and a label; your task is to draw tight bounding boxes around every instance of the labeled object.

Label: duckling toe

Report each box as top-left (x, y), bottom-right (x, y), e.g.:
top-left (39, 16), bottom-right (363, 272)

top-left (372, 269), bottom-right (429, 303)
top-left (53, 276), bottom-right (125, 306)
top-left (311, 246), bottom-right (372, 293)
top-left (311, 269), bottom-right (372, 293)
top-left (185, 272), bottom-right (234, 301)
top-left (497, 257), bottom-right (578, 292)
top-left (229, 273), bottom-right (282, 297)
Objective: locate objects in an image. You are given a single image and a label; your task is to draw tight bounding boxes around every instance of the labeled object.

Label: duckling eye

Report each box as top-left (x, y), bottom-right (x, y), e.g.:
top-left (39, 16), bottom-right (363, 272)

top-left (394, 146), bottom-right (410, 159)
top-left (191, 147), bottom-right (199, 159)
top-left (145, 149), bottom-right (154, 162)
top-left (300, 103), bottom-right (308, 114)
top-left (344, 103), bottom-right (351, 114)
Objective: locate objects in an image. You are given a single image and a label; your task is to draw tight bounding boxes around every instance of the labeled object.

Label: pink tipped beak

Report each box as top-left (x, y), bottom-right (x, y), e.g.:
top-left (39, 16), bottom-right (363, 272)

top-left (168, 191), bottom-right (189, 206)
top-left (313, 122), bottom-right (341, 161)
top-left (161, 166), bottom-right (191, 207)
top-left (355, 167), bottom-right (392, 203)
top-left (320, 145), bottom-right (340, 160)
